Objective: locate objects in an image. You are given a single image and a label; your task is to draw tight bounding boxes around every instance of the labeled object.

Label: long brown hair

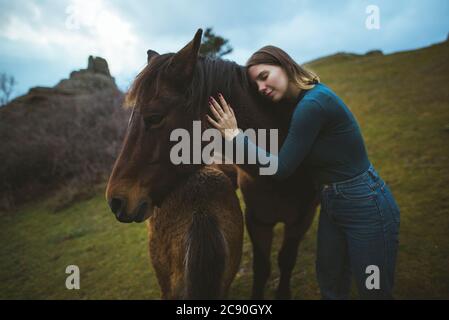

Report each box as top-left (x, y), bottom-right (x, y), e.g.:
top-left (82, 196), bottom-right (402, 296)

top-left (246, 45), bottom-right (320, 90)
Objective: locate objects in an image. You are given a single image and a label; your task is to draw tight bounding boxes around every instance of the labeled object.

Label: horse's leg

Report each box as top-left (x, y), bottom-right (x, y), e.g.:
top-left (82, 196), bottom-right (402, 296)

top-left (246, 208), bottom-right (275, 300)
top-left (276, 203), bottom-right (317, 299)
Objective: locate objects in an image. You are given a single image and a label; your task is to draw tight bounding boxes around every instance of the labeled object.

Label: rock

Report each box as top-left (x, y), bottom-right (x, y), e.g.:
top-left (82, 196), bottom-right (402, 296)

top-left (55, 56), bottom-right (117, 94)
top-left (87, 55), bottom-right (111, 76)
top-left (4, 56), bottom-right (120, 109)
top-left (365, 49), bottom-right (384, 56)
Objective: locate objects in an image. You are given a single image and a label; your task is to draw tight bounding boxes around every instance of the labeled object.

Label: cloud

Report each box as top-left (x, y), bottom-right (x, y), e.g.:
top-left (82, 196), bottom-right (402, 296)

top-left (1, 0), bottom-right (144, 73)
top-left (0, 0), bottom-right (148, 94)
top-left (0, 0), bottom-right (448, 97)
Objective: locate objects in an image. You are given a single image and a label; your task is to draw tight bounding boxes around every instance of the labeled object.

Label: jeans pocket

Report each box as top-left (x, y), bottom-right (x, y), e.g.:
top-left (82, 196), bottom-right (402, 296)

top-left (337, 181), bottom-right (376, 201)
top-left (329, 190), bottom-right (383, 224)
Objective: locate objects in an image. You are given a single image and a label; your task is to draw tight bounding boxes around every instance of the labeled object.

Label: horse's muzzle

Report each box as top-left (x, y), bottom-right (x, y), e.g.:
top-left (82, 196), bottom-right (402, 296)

top-left (108, 198), bottom-right (155, 223)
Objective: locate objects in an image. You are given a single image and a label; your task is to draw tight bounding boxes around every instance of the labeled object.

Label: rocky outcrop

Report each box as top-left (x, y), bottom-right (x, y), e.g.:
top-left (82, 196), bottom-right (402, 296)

top-left (55, 55), bottom-right (117, 94)
top-left (7, 56), bottom-right (119, 106)
top-left (0, 56), bottom-right (126, 211)
top-left (87, 56), bottom-right (111, 76)
top-left (365, 49), bottom-right (384, 56)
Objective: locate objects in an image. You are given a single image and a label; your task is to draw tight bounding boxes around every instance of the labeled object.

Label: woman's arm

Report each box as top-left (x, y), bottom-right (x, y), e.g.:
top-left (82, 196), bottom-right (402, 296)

top-left (207, 94), bottom-right (326, 180)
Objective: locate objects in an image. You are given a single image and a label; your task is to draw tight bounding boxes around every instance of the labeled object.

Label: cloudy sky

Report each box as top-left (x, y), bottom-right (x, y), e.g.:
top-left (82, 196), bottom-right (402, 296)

top-left (1, 0), bottom-right (448, 98)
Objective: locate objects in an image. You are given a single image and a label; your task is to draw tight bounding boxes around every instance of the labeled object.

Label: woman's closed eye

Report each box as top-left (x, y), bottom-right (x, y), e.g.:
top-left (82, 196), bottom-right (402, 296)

top-left (258, 71), bottom-right (268, 80)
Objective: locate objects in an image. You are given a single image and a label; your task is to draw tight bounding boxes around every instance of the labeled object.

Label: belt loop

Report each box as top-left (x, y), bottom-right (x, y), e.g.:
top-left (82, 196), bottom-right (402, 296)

top-left (367, 165), bottom-right (380, 189)
top-left (368, 166), bottom-right (377, 180)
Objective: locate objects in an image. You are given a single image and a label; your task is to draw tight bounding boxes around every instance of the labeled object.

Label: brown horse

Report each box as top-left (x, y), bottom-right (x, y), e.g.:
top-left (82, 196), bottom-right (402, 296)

top-left (105, 28), bottom-right (319, 299)
top-left (148, 165), bottom-right (243, 299)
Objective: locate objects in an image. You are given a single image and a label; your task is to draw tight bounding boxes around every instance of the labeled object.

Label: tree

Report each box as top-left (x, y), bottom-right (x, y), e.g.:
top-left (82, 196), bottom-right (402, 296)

top-left (0, 73), bottom-right (16, 107)
top-left (199, 27), bottom-right (233, 58)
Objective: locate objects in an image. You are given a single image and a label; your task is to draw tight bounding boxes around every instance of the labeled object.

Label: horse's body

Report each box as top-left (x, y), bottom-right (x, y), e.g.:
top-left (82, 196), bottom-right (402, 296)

top-left (148, 165), bottom-right (243, 299)
top-left (106, 29), bottom-right (318, 299)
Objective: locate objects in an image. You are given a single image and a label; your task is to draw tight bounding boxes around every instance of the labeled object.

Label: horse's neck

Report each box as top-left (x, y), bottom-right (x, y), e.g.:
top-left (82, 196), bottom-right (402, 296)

top-left (200, 61), bottom-right (292, 139)
top-left (229, 89), bottom-right (292, 141)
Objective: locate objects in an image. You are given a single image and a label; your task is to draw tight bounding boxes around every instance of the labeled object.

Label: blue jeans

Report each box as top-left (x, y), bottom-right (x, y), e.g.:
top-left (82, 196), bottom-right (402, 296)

top-left (316, 164), bottom-right (400, 299)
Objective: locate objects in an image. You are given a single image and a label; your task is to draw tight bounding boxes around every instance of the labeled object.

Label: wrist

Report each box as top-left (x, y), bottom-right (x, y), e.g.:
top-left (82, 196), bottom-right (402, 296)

top-left (224, 128), bottom-right (241, 141)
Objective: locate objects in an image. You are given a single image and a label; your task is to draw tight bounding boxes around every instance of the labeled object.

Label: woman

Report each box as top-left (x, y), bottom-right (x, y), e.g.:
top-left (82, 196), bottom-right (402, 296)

top-left (206, 46), bottom-right (400, 300)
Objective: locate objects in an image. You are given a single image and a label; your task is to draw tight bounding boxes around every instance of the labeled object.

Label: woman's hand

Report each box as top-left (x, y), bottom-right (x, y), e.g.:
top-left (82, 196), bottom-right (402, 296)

top-left (206, 93), bottom-right (240, 141)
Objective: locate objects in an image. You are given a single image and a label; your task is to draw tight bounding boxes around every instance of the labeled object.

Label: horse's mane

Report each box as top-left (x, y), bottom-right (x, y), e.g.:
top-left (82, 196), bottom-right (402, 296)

top-left (188, 56), bottom-right (253, 113)
top-left (125, 54), bottom-right (255, 116)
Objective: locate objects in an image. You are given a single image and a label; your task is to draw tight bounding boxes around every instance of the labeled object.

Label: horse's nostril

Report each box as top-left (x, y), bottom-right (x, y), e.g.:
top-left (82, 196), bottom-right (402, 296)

top-left (135, 201), bottom-right (148, 221)
top-left (109, 197), bottom-right (124, 214)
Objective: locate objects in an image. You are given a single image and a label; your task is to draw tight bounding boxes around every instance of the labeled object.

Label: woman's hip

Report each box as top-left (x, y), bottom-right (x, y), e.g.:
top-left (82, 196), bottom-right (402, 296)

top-left (319, 164), bottom-right (400, 227)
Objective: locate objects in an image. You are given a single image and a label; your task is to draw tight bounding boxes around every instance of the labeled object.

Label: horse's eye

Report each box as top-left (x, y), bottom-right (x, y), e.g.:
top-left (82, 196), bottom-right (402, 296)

top-left (144, 114), bottom-right (164, 129)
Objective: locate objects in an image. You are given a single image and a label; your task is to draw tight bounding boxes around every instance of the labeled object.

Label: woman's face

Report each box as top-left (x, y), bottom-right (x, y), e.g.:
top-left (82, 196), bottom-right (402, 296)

top-left (248, 64), bottom-right (289, 102)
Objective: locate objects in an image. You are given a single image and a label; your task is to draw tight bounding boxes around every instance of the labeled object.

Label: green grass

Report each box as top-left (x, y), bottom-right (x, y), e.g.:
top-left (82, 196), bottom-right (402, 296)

top-left (0, 192), bottom-right (160, 299)
top-left (1, 40), bottom-right (449, 299)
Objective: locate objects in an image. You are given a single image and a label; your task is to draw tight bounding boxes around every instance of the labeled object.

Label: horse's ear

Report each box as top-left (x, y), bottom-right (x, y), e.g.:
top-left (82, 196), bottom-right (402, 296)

top-left (147, 50), bottom-right (159, 64)
top-left (169, 28), bottom-right (203, 82)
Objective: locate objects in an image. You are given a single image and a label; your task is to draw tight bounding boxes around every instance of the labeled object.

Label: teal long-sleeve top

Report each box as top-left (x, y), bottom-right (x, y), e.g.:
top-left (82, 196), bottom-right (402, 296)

top-left (232, 83), bottom-right (371, 184)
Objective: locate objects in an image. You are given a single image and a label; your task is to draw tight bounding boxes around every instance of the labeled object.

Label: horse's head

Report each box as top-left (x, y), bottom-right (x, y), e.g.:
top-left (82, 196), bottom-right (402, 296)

top-left (105, 29), bottom-right (206, 223)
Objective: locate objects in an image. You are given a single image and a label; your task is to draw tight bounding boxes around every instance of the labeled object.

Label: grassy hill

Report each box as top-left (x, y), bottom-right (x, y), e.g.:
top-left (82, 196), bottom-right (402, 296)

top-left (1, 40), bottom-right (448, 299)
